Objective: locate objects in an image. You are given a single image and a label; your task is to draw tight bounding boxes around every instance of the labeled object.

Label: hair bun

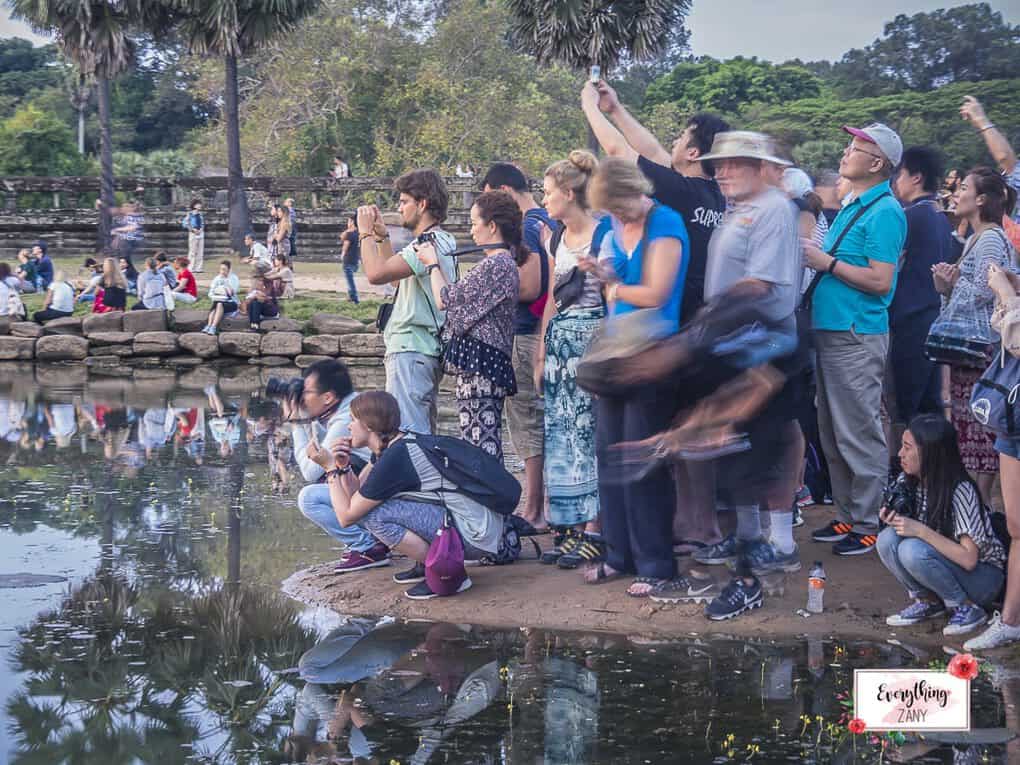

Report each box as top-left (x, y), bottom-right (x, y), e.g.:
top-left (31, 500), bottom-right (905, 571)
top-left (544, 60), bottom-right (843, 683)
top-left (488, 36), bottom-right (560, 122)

top-left (568, 149), bottom-right (598, 175)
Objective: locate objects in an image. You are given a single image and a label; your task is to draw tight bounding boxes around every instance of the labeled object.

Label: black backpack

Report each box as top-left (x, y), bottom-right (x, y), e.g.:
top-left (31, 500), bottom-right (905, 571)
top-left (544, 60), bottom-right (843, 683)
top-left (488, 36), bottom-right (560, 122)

top-left (404, 433), bottom-right (522, 515)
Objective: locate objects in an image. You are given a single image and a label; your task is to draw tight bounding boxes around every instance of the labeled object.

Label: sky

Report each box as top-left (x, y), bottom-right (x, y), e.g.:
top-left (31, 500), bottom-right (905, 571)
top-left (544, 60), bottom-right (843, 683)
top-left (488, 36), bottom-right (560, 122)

top-left (2, 1), bottom-right (1019, 63)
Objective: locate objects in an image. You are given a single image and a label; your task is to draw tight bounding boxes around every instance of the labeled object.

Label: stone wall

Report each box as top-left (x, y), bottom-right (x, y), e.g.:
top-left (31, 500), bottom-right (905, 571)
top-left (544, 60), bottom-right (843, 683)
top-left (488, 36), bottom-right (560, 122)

top-left (0, 309), bottom-right (386, 386)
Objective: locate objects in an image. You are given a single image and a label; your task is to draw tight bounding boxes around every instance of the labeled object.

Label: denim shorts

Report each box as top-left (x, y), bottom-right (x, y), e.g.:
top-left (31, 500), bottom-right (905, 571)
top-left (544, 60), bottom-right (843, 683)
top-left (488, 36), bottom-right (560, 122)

top-left (995, 435), bottom-right (1020, 460)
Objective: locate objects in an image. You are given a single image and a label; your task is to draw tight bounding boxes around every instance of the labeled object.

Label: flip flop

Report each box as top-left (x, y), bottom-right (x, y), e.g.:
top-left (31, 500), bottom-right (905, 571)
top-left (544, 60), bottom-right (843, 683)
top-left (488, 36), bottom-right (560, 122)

top-left (584, 562), bottom-right (624, 585)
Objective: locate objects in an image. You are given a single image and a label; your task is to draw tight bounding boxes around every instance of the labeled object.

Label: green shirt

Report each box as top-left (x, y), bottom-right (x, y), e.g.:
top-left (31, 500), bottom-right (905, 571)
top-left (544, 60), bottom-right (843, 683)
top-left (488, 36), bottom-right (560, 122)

top-left (383, 230), bottom-right (458, 356)
top-left (812, 180), bottom-right (906, 334)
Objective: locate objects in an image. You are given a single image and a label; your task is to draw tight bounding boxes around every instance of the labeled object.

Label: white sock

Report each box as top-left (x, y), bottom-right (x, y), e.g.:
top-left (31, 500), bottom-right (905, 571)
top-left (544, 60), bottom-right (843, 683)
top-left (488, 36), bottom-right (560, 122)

top-left (770, 510), bottom-right (795, 554)
top-left (735, 505), bottom-right (762, 541)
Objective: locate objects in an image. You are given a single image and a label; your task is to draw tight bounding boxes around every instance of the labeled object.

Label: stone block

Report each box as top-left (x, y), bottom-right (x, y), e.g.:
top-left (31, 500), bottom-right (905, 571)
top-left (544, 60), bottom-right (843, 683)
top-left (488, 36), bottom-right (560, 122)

top-left (170, 309), bottom-right (208, 333)
top-left (82, 312), bottom-right (124, 335)
top-left (308, 313), bottom-right (369, 335)
top-left (302, 334), bottom-right (340, 356)
top-left (133, 331), bottom-right (179, 356)
top-left (220, 315), bottom-right (251, 332)
top-left (11, 322), bottom-right (42, 338)
top-left (295, 354), bottom-right (332, 368)
top-left (86, 361), bottom-right (133, 378)
top-left (85, 355), bottom-right (125, 369)
top-left (339, 333), bottom-right (386, 357)
top-left (178, 332), bottom-right (219, 359)
top-left (251, 355), bottom-right (292, 366)
top-left (261, 317), bottom-right (305, 333)
top-left (260, 331), bottom-right (302, 357)
top-left (122, 309), bottom-right (167, 334)
top-left (36, 335), bottom-right (88, 361)
top-left (36, 362), bottom-right (87, 387)
top-left (95, 344), bottom-right (134, 357)
top-left (42, 316), bottom-right (84, 336)
top-left (123, 355), bottom-right (166, 368)
top-left (164, 355), bottom-right (204, 368)
top-left (219, 331), bottom-right (261, 357)
top-left (89, 331), bottom-right (135, 347)
top-left (0, 336), bottom-right (35, 360)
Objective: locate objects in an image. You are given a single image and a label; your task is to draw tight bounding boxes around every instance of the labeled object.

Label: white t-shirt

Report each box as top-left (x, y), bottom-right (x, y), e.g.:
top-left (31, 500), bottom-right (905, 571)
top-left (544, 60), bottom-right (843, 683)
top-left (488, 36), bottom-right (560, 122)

top-left (48, 281), bottom-right (75, 313)
top-left (0, 276), bottom-right (19, 316)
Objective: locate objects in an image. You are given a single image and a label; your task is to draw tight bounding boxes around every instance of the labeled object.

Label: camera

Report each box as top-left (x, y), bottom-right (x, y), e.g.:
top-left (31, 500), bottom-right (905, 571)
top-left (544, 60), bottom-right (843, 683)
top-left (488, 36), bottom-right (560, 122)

top-left (882, 475), bottom-right (917, 518)
top-left (266, 376), bottom-right (304, 401)
top-left (416, 230), bottom-right (439, 246)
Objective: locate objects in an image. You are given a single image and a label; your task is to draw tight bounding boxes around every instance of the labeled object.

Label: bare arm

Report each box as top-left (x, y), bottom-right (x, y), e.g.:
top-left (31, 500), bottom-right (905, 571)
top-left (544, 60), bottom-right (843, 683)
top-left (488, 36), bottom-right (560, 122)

top-left (599, 83), bottom-right (672, 167)
top-left (534, 255), bottom-right (557, 392)
top-left (961, 96), bottom-right (1017, 174)
top-left (580, 83), bottom-right (639, 164)
top-left (805, 243), bottom-right (895, 295)
top-left (612, 237), bottom-right (682, 308)
top-left (356, 205), bottom-right (413, 285)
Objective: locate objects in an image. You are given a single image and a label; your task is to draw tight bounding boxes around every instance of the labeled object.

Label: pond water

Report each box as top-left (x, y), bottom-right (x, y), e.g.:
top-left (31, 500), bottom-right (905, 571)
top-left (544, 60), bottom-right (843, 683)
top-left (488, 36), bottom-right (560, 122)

top-left (0, 364), bottom-right (1017, 764)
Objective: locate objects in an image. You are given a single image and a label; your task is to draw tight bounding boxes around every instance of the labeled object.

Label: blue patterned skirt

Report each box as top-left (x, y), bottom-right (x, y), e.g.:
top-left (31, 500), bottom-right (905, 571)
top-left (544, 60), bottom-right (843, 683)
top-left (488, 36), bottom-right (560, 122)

top-left (543, 306), bottom-right (604, 526)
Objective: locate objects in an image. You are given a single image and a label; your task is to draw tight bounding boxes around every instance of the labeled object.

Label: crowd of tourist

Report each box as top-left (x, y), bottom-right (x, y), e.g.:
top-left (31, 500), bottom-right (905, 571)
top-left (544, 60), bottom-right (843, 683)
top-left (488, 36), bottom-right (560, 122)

top-left (277, 90), bottom-right (1019, 655)
top-left (2, 89), bottom-right (1019, 654)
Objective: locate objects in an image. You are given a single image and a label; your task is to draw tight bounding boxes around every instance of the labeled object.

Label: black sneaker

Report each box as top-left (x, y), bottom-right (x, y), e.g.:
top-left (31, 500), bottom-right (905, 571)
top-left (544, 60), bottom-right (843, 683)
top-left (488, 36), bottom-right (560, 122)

top-left (541, 528), bottom-right (579, 565)
top-left (404, 577), bottom-right (473, 600)
top-left (649, 575), bottom-right (715, 604)
top-left (832, 531), bottom-right (878, 556)
top-left (557, 534), bottom-right (606, 569)
top-left (811, 520), bottom-right (853, 543)
top-left (393, 562), bottom-right (426, 584)
top-left (705, 577), bottom-right (763, 620)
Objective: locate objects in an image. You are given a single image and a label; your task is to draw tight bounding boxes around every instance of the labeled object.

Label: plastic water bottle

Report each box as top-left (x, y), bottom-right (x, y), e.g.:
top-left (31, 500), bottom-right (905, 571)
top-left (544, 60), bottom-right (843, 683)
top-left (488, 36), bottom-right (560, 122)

top-left (807, 561), bottom-right (826, 614)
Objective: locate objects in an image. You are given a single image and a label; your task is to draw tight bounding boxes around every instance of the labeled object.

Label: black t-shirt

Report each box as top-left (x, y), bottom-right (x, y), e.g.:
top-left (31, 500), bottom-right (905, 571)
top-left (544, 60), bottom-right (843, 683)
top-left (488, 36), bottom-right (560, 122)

top-left (102, 285), bottom-right (127, 310)
top-left (342, 230), bottom-right (360, 267)
top-left (637, 156), bottom-right (726, 321)
top-left (888, 195), bottom-right (954, 328)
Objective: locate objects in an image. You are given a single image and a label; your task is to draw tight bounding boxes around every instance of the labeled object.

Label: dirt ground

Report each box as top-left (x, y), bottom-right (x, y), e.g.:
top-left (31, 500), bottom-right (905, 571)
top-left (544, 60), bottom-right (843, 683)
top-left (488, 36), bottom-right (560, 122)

top-left (283, 504), bottom-right (999, 651)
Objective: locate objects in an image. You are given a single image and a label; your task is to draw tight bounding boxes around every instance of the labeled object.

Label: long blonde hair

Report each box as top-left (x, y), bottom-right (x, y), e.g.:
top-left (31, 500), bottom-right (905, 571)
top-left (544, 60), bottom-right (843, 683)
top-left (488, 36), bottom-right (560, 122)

top-left (545, 150), bottom-right (598, 210)
top-left (102, 257), bottom-right (127, 288)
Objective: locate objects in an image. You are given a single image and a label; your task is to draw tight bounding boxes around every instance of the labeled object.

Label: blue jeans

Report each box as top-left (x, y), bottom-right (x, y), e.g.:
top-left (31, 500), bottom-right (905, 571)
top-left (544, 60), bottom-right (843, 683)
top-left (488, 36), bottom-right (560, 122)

top-left (344, 265), bottom-right (359, 303)
top-left (298, 483), bottom-right (376, 553)
top-left (877, 527), bottom-right (1004, 608)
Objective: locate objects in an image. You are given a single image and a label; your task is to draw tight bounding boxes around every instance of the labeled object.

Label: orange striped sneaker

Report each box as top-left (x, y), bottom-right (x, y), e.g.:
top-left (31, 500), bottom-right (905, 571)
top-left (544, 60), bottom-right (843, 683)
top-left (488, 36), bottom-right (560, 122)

top-left (811, 520), bottom-right (853, 543)
top-left (832, 531), bottom-right (878, 556)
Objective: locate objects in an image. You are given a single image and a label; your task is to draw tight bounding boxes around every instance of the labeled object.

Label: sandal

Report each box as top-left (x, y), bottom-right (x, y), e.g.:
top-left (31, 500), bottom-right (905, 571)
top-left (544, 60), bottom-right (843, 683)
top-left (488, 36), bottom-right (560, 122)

top-left (583, 562), bottom-right (624, 585)
top-left (672, 539), bottom-right (708, 556)
top-left (627, 577), bottom-right (664, 598)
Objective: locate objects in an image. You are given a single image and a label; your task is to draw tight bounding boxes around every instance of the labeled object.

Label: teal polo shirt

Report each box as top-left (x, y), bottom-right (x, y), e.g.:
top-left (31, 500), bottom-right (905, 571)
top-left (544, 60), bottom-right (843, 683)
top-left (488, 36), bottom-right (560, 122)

top-left (812, 180), bottom-right (907, 334)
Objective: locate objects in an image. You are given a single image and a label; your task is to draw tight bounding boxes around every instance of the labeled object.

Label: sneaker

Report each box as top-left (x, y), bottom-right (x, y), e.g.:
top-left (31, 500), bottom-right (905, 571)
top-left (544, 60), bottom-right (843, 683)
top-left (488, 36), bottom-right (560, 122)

top-left (740, 541), bottom-right (801, 576)
top-left (792, 506), bottom-right (804, 528)
top-left (393, 562), bottom-right (426, 584)
top-left (963, 612), bottom-right (1020, 651)
top-left (558, 534), bottom-right (606, 569)
top-left (811, 520), bottom-right (853, 543)
top-left (886, 599), bottom-right (947, 626)
top-left (404, 577), bottom-right (472, 600)
top-left (795, 485), bottom-right (814, 508)
top-left (694, 534), bottom-right (738, 565)
top-left (649, 575), bottom-right (715, 604)
top-left (943, 603), bottom-right (989, 636)
top-left (334, 543), bottom-right (390, 574)
top-left (541, 528), bottom-right (579, 565)
top-left (832, 531), bottom-right (878, 556)
top-left (705, 577), bottom-right (763, 620)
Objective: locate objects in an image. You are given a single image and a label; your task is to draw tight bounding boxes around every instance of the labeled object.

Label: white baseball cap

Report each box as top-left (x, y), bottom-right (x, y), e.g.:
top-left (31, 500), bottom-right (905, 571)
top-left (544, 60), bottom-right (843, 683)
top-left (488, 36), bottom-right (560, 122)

top-left (842, 123), bottom-right (903, 166)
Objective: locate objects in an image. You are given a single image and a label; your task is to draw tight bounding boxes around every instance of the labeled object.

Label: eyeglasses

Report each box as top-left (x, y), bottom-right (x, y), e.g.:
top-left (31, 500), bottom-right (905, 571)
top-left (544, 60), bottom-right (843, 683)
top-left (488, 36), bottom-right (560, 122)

top-left (845, 142), bottom-right (884, 161)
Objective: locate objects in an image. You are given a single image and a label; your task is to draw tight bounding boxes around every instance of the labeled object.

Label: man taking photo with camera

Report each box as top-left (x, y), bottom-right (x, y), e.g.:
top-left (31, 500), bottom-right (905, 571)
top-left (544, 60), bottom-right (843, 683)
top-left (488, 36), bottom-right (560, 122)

top-left (286, 359), bottom-right (389, 573)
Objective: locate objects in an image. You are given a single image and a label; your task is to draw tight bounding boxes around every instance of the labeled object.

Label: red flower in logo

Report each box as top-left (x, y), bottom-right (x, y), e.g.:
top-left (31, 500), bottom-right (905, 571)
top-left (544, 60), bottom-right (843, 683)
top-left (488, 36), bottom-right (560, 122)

top-left (848, 718), bottom-right (867, 735)
top-left (948, 653), bottom-right (979, 680)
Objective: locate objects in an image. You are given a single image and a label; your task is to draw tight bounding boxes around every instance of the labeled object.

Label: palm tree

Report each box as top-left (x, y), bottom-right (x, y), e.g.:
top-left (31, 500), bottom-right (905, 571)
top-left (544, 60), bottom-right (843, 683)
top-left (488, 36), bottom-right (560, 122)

top-left (9, 1), bottom-right (165, 248)
top-left (505, 0), bottom-right (692, 149)
top-left (170, 0), bottom-right (322, 253)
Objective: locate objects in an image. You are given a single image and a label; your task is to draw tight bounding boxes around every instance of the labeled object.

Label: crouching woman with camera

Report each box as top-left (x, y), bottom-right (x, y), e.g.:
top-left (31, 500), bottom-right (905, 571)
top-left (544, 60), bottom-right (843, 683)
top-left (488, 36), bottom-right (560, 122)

top-left (309, 391), bottom-right (505, 600)
top-left (879, 414), bottom-right (1007, 637)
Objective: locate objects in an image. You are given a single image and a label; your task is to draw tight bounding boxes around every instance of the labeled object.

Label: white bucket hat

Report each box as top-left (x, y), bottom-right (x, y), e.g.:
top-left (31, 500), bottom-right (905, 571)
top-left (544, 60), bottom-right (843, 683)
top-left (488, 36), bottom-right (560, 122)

top-left (697, 131), bottom-right (792, 166)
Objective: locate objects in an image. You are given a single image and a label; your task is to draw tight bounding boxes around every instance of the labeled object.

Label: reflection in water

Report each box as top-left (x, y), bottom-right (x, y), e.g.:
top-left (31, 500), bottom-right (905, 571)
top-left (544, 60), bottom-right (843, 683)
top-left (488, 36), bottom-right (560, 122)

top-left (0, 370), bottom-right (1017, 764)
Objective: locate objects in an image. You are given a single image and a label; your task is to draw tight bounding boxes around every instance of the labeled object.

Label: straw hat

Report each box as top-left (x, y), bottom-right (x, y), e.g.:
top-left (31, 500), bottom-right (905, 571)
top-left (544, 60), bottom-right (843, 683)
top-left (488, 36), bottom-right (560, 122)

top-left (698, 131), bottom-right (791, 166)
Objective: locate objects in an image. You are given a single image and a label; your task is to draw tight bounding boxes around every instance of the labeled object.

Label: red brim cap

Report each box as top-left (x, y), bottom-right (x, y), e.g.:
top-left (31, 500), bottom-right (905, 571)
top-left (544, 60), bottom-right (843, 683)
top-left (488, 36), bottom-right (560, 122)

top-left (842, 125), bottom-right (876, 144)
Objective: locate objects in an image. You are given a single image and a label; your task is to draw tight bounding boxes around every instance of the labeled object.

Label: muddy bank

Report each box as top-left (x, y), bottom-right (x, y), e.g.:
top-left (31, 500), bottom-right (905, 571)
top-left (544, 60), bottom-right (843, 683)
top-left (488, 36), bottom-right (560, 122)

top-left (283, 505), bottom-right (986, 650)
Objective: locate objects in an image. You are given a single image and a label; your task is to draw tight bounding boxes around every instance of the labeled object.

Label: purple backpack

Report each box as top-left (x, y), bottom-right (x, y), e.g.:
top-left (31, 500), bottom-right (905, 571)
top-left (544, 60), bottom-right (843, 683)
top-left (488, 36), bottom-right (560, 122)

top-left (425, 515), bottom-right (467, 596)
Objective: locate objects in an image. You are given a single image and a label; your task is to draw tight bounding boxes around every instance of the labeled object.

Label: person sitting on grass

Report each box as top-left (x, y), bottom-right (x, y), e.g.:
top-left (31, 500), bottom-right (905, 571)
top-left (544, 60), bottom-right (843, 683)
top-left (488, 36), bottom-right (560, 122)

top-left (32, 269), bottom-right (75, 323)
top-left (202, 259), bottom-right (240, 335)
top-left (243, 262), bottom-right (280, 331)
top-left (132, 257), bottom-right (168, 311)
top-left (265, 253), bottom-right (295, 299)
top-left (92, 257), bottom-right (127, 313)
top-left (307, 390), bottom-right (505, 600)
top-left (879, 414), bottom-right (1007, 637)
top-left (15, 249), bottom-right (37, 293)
top-left (172, 256), bottom-right (198, 304)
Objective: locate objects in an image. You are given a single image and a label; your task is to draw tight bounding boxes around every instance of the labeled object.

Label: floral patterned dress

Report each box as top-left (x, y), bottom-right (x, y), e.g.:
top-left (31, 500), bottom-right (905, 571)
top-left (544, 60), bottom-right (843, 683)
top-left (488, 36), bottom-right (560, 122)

top-left (441, 251), bottom-right (520, 459)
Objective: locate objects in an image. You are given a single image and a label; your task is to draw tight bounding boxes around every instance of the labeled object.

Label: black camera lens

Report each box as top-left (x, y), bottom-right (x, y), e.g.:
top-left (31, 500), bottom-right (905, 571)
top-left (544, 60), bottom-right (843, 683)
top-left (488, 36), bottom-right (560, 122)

top-left (266, 377), bottom-right (304, 400)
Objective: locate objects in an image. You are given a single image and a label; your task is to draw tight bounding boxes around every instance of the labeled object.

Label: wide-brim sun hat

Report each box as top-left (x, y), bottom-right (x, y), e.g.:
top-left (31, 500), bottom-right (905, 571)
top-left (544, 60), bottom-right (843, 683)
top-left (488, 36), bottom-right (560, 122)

top-left (697, 131), bottom-right (792, 166)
